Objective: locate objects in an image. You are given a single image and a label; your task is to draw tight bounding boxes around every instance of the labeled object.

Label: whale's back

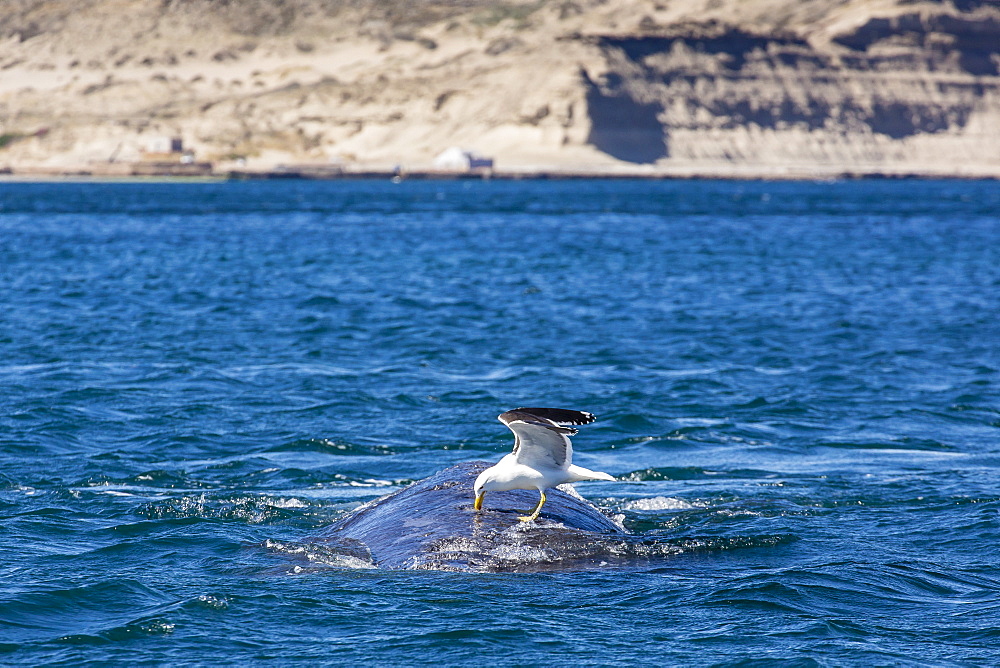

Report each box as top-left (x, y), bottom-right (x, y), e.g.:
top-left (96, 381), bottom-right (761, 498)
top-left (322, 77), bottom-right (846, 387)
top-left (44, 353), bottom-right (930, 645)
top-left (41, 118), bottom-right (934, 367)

top-left (317, 460), bottom-right (628, 571)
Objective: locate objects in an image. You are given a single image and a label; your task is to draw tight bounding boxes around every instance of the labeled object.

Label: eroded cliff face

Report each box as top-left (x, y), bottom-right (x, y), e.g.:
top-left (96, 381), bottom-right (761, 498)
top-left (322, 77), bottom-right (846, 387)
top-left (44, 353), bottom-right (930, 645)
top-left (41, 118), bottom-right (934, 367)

top-left (0, 0), bottom-right (998, 176)
top-left (581, 3), bottom-right (1000, 175)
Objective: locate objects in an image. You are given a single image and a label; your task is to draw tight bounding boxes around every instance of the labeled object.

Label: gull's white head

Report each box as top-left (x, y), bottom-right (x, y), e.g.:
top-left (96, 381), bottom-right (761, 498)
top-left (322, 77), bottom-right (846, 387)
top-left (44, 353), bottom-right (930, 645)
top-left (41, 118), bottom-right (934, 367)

top-left (472, 466), bottom-right (497, 510)
top-left (474, 468), bottom-right (487, 491)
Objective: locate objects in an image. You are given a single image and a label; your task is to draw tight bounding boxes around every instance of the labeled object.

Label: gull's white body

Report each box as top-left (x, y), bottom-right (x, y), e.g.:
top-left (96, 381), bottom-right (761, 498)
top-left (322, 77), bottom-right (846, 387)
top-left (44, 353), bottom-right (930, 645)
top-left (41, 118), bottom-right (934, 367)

top-left (473, 407), bottom-right (614, 522)
top-left (478, 453), bottom-right (612, 492)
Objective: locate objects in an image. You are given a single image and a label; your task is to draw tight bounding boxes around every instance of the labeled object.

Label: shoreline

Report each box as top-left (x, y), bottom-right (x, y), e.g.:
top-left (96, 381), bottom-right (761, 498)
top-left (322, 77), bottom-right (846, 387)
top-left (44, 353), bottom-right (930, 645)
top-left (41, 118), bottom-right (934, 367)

top-left (1, 164), bottom-right (998, 183)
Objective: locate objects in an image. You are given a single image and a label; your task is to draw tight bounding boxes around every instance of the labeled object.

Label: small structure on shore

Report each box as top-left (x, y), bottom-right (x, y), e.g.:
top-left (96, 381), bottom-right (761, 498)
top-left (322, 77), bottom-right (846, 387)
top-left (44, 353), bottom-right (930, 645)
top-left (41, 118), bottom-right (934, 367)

top-left (142, 136), bottom-right (196, 162)
top-left (136, 135), bottom-right (202, 172)
top-left (145, 136), bottom-right (184, 155)
top-left (432, 146), bottom-right (493, 172)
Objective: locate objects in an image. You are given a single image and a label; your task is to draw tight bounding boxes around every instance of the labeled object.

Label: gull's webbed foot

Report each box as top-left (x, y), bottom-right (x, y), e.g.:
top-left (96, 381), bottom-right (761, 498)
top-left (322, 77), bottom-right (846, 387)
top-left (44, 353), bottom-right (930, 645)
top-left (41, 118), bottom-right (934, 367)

top-left (518, 490), bottom-right (546, 523)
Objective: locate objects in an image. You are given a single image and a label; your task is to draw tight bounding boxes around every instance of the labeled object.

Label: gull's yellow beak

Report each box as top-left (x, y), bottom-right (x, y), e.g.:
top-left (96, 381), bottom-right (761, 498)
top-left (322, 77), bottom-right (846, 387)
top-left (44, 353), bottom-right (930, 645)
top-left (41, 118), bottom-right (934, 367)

top-left (474, 491), bottom-right (485, 511)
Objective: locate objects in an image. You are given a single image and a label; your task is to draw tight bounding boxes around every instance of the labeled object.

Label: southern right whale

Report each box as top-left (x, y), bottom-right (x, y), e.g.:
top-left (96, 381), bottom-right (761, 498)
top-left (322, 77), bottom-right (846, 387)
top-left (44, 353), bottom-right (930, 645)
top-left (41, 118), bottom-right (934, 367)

top-left (316, 460), bottom-right (636, 571)
top-left (311, 407), bottom-right (651, 571)
top-left (304, 461), bottom-right (787, 572)
top-left (296, 408), bottom-right (790, 572)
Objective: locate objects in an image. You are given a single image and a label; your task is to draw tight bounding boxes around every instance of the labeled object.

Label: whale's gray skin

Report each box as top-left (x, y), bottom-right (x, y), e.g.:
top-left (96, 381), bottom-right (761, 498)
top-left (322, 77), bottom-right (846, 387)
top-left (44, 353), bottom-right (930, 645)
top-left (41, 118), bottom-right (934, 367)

top-left (317, 461), bottom-right (642, 572)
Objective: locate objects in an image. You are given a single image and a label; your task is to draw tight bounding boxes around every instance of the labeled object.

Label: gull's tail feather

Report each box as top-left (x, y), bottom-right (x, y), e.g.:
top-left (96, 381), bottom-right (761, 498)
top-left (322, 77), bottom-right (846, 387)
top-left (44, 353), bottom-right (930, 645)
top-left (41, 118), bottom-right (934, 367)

top-left (566, 464), bottom-right (615, 483)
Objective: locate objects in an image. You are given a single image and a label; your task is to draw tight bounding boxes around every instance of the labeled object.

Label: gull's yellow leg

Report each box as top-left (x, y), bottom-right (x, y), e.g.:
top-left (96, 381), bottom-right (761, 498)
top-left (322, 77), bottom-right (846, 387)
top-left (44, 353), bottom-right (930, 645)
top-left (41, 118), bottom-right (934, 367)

top-left (474, 491), bottom-right (485, 511)
top-left (518, 490), bottom-right (546, 522)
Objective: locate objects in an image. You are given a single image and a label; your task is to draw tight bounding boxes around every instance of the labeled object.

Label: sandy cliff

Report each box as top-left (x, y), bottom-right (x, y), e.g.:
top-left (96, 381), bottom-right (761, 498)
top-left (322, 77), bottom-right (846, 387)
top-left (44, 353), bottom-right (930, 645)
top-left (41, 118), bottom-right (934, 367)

top-left (1, 0), bottom-right (998, 177)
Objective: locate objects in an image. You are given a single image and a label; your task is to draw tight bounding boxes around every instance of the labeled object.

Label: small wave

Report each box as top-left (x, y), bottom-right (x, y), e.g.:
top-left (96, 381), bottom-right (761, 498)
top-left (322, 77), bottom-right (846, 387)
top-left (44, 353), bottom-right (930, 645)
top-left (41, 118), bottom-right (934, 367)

top-left (54, 618), bottom-right (177, 645)
top-left (0, 578), bottom-right (180, 644)
top-left (625, 496), bottom-right (699, 511)
top-left (267, 438), bottom-right (397, 456)
top-left (640, 534), bottom-right (797, 557)
top-left (623, 467), bottom-right (782, 481)
top-left (267, 497), bottom-right (307, 509)
top-left (77, 469), bottom-right (214, 492)
top-left (817, 438), bottom-right (959, 453)
top-left (193, 594), bottom-right (230, 610)
top-left (263, 538), bottom-right (375, 570)
top-left (297, 295), bottom-right (343, 309)
top-left (608, 412), bottom-right (659, 430)
top-left (106, 618), bottom-right (176, 638)
top-left (137, 494), bottom-right (307, 524)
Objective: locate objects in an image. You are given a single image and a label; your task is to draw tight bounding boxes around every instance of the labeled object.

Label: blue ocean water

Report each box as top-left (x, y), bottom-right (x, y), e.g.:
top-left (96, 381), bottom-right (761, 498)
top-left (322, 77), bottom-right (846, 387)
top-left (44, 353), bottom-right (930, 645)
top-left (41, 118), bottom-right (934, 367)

top-left (1, 178), bottom-right (999, 665)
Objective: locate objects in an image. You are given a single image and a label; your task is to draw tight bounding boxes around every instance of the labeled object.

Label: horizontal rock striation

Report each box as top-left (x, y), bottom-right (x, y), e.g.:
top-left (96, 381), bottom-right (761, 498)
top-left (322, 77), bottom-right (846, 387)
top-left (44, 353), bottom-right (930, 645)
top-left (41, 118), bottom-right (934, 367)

top-left (581, 8), bottom-right (1000, 174)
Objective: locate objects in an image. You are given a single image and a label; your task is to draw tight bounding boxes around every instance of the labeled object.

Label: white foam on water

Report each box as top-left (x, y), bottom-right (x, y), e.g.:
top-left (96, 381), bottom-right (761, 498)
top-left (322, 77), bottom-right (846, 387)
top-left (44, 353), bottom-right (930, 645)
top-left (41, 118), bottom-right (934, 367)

top-left (625, 496), bottom-right (699, 511)
top-left (266, 497), bottom-right (307, 509)
top-left (195, 594), bottom-right (230, 610)
top-left (263, 538), bottom-right (375, 570)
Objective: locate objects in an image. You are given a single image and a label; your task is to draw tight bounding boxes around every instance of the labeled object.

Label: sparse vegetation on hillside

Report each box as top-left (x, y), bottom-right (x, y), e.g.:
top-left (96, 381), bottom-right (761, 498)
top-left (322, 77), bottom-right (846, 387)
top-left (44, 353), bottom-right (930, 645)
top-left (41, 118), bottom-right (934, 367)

top-left (0, 132), bottom-right (25, 149)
